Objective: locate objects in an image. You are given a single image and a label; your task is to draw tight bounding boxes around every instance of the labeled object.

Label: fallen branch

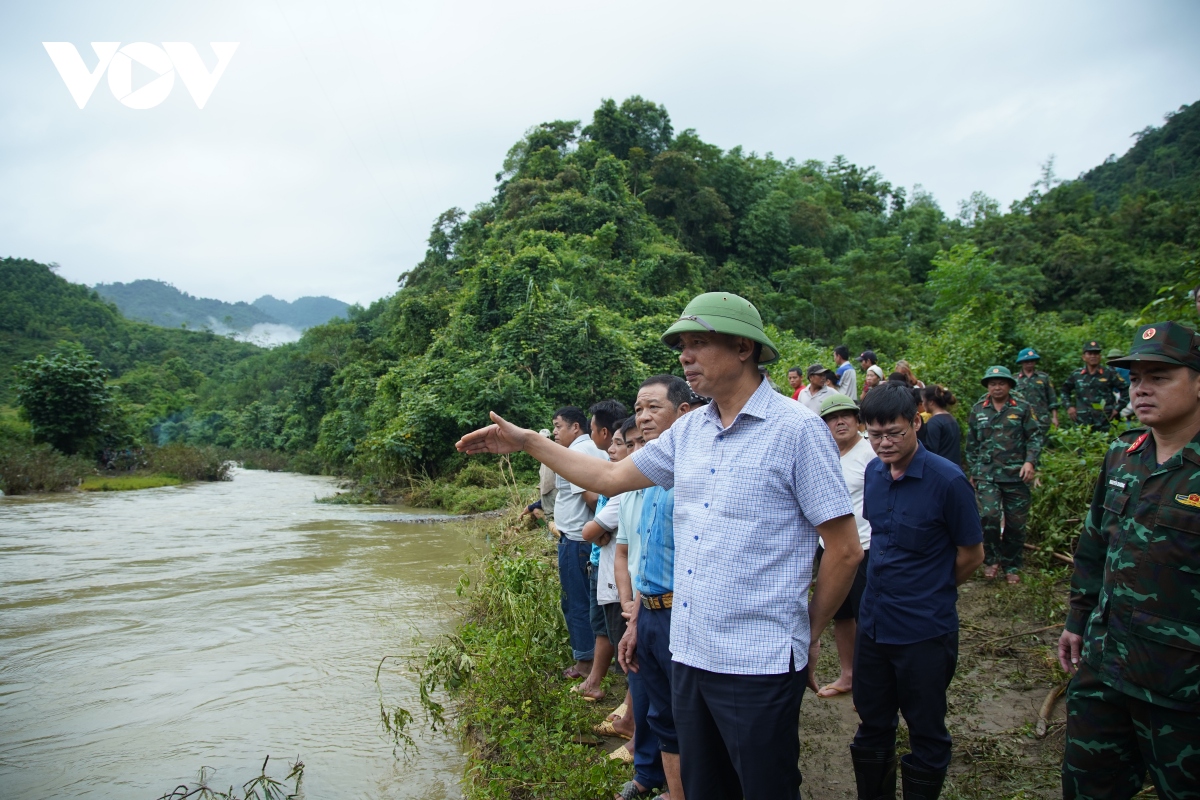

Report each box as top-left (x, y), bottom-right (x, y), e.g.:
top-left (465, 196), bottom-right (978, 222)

top-left (1036, 683), bottom-right (1067, 738)
top-left (1023, 543), bottom-right (1075, 565)
top-left (976, 623), bottom-right (1064, 649)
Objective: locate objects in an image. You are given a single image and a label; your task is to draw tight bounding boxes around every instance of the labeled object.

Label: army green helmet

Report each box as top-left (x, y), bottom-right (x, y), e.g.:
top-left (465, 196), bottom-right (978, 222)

top-left (980, 365), bottom-right (1017, 387)
top-left (661, 292), bottom-right (779, 363)
top-left (1106, 348), bottom-right (1124, 359)
top-left (818, 393), bottom-right (860, 419)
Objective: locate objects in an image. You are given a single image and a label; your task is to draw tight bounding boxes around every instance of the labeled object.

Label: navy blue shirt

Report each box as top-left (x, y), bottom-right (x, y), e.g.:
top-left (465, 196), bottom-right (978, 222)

top-left (859, 443), bottom-right (983, 645)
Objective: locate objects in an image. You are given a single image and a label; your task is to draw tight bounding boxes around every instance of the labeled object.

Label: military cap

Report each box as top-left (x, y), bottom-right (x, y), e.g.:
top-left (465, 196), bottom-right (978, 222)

top-left (1016, 347), bottom-right (1040, 362)
top-left (662, 292), bottom-right (779, 363)
top-left (981, 365), bottom-right (1017, 387)
top-left (1106, 348), bottom-right (1124, 359)
top-left (818, 393), bottom-right (860, 419)
top-left (1082, 340), bottom-right (1103, 352)
top-left (1108, 321), bottom-right (1200, 371)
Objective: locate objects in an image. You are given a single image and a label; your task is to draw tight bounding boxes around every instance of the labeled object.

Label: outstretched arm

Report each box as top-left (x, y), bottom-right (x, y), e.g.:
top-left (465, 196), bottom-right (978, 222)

top-left (456, 411), bottom-right (654, 497)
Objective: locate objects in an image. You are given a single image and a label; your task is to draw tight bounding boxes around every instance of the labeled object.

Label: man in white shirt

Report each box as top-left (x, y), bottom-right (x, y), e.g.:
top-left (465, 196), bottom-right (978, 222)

top-left (552, 406), bottom-right (610, 680)
top-left (797, 364), bottom-right (839, 414)
top-left (814, 393), bottom-right (876, 698)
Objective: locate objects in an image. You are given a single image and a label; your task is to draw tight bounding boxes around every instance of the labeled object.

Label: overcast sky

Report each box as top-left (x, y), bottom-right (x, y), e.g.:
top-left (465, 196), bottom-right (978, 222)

top-left (3, 1), bottom-right (1199, 306)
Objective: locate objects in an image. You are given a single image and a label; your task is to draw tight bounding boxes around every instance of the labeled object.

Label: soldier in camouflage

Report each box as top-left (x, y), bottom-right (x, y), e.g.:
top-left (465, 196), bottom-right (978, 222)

top-left (1058, 321), bottom-right (1200, 800)
top-left (1060, 340), bottom-right (1129, 431)
top-left (966, 366), bottom-right (1042, 583)
top-left (1015, 347), bottom-right (1059, 434)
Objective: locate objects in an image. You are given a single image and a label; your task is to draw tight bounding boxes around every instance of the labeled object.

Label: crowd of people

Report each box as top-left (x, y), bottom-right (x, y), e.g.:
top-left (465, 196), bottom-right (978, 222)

top-left (467, 290), bottom-right (1200, 800)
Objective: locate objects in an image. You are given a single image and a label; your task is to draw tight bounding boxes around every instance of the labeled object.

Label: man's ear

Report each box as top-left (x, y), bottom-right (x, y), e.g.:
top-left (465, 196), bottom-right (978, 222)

top-left (735, 336), bottom-right (755, 362)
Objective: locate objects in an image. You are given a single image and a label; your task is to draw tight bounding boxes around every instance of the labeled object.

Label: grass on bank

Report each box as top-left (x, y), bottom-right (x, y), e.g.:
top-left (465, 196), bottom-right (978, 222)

top-left (391, 510), bottom-right (628, 799)
top-left (322, 459), bottom-right (534, 514)
top-left (80, 474), bottom-right (183, 491)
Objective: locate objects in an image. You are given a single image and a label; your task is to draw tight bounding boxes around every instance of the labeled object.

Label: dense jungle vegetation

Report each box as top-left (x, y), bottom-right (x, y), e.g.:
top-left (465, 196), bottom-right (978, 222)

top-left (3, 97), bottom-right (1198, 498)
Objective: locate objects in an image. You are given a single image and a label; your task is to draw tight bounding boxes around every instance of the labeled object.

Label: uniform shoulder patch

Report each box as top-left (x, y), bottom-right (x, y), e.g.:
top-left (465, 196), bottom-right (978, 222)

top-left (1127, 432), bottom-right (1151, 453)
top-left (1175, 493), bottom-right (1200, 509)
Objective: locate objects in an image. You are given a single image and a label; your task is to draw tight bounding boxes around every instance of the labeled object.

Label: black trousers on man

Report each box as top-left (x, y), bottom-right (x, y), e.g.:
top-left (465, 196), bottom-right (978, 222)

top-left (852, 631), bottom-right (958, 772)
top-left (673, 658), bottom-right (808, 800)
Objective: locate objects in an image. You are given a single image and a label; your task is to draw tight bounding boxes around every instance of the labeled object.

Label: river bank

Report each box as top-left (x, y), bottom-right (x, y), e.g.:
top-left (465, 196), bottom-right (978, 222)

top-left (417, 509), bottom-right (1079, 800)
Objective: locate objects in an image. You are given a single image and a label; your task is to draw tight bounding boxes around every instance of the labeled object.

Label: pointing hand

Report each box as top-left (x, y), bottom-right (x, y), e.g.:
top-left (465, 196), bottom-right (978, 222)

top-left (455, 412), bottom-right (531, 455)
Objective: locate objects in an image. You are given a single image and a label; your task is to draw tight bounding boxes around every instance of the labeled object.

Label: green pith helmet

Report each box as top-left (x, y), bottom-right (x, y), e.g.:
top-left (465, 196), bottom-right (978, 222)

top-left (1108, 321), bottom-right (1200, 371)
top-left (661, 292), bottom-right (779, 363)
top-left (818, 393), bottom-right (860, 419)
top-left (1106, 348), bottom-right (1124, 359)
top-left (1016, 347), bottom-right (1040, 362)
top-left (981, 365), bottom-right (1017, 387)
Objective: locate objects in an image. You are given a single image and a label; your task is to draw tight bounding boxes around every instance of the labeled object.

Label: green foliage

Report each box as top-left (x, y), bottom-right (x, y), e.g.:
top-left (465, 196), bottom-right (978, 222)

top-left (1136, 256), bottom-right (1200, 325)
top-left (0, 439), bottom-right (91, 494)
top-left (154, 756), bottom-right (304, 800)
top-left (145, 443), bottom-right (232, 482)
top-left (80, 474), bottom-right (183, 491)
top-left (406, 518), bottom-right (627, 799)
top-left (14, 343), bottom-right (116, 455)
top-left (1027, 426), bottom-right (1114, 555)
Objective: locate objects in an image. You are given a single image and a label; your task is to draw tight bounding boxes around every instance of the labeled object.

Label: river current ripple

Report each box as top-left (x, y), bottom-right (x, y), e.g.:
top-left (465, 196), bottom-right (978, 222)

top-left (0, 468), bottom-right (472, 799)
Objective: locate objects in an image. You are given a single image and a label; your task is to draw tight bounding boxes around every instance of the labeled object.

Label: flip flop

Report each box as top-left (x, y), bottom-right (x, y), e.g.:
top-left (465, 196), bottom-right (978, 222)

top-left (615, 780), bottom-right (656, 799)
top-left (562, 666), bottom-right (585, 680)
top-left (608, 744), bottom-right (634, 764)
top-left (592, 719), bottom-right (633, 739)
top-left (817, 683), bottom-right (851, 698)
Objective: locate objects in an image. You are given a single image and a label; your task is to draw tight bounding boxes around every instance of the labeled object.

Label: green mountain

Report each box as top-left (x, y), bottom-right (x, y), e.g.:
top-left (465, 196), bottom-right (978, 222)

top-left (92, 279), bottom-right (349, 333)
top-left (175, 97), bottom-right (1197, 481)
top-left (1, 257), bottom-right (263, 418)
top-left (252, 294), bottom-right (350, 329)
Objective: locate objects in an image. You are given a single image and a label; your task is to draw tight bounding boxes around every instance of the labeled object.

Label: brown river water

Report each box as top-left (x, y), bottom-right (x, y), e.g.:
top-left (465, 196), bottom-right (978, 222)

top-left (0, 468), bottom-right (474, 799)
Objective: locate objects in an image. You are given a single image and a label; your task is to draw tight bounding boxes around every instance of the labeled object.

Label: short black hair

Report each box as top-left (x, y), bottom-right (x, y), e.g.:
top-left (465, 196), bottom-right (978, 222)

top-left (619, 415), bottom-right (639, 437)
top-left (834, 345), bottom-right (850, 360)
top-left (588, 399), bottom-right (629, 437)
top-left (639, 375), bottom-right (692, 409)
top-left (788, 366), bottom-right (803, 377)
top-left (859, 382), bottom-right (918, 425)
top-left (553, 406), bottom-right (588, 432)
top-left (887, 372), bottom-right (908, 385)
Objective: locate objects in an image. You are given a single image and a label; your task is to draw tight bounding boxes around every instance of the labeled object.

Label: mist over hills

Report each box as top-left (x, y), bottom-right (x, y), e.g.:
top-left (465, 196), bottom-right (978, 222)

top-left (92, 280), bottom-right (350, 345)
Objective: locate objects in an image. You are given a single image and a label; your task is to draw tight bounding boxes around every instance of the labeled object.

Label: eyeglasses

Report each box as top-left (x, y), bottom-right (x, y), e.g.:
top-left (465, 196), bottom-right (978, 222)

top-left (866, 428), bottom-right (911, 444)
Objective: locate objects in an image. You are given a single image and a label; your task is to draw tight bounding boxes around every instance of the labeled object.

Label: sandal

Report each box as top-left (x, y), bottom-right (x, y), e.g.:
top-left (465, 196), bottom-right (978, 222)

top-left (615, 779), bottom-right (656, 799)
top-left (592, 718), bottom-right (633, 739)
top-left (1005, 571), bottom-right (1021, 584)
top-left (607, 702), bottom-right (628, 721)
top-left (982, 564), bottom-right (1001, 580)
top-left (608, 744), bottom-right (634, 764)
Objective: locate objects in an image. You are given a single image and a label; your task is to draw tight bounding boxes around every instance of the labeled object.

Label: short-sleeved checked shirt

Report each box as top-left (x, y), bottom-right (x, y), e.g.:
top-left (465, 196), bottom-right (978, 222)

top-left (630, 377), bottom-right (853, 675)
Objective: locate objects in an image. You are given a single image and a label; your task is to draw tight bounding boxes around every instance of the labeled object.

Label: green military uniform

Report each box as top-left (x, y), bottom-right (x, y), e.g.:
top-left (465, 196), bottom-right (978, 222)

top-left (1014, 347), bottom-right (1057, 436)
top-left (966, 366), bottom-right (1042, 573)
top-left (1062, 321), bottom-right (1200, 800)
top-left (1060, 341), bottom-right (1129, 431)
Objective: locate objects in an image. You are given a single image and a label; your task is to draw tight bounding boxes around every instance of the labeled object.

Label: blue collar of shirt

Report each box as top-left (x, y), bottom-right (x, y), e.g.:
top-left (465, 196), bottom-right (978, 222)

top-left (701, 376), bottom-right (774, 430)
top-left (872, 441), bottom-right (928, 483)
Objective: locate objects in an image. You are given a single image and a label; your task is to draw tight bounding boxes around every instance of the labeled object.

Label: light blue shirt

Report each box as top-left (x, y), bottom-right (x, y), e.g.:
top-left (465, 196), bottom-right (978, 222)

top-left (616, 489), bottom-right (646, 589)
top-left (630, 377), bottom-right (853, 675)
top-left (633, 486), bottom-right (674, 596)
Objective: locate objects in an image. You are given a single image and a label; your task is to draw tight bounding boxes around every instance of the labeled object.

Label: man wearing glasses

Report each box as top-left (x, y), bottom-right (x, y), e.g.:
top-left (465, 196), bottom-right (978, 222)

top-left (851, 383), bottom-right (984, 800)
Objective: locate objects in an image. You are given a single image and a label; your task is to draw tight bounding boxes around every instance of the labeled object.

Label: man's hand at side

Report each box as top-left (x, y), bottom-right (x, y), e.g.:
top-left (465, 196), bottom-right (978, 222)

top-left (807, 514), bottom-right (863, 692)
top-left (1058, 630), bottom-right (1083, 675)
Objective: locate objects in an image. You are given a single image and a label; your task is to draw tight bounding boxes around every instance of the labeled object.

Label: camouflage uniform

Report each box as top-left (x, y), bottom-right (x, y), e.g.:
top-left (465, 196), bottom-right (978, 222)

top-left (1061, 366), bottom-right (1129, 431)
top-left (1062, 321), bottom-right (1200, 800)
top-left (1015, 369), bottom-right (1057, 436)
top-left (966, 368), bottom-right (1042, 573)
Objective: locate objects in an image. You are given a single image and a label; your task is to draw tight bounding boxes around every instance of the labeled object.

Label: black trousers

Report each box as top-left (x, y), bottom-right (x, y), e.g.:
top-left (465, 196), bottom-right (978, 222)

top-left (673, 658), bottom-right (808, 800)
top-left (852, 631), bottom-right (958, 772)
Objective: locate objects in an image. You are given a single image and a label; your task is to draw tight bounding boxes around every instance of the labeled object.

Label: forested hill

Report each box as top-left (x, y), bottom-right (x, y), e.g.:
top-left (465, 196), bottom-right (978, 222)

top-left (167, 96), bottom-right (1196, 482)
top-left (0, 258), bottom-right (262, 414)
top-left (92, 279), bottom-right (349, 333)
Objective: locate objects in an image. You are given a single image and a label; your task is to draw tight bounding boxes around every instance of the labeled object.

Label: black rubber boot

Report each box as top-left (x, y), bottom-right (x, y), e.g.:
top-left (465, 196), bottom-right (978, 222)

top-left (850, 744), bottom-right (897, 799)
top-left (900, 756), bottom-right (947, 800)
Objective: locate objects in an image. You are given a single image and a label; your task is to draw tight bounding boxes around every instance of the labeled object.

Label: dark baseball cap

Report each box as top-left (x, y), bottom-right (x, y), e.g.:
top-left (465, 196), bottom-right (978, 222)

top-left (1108, 321), bottom-right (1200, 371)
top-left (1082, 340), bottom-right (1103, 352)
top-left (807, 363), bottom-right (834, 378)
top-left (859, 350), bottom-right (877, 362)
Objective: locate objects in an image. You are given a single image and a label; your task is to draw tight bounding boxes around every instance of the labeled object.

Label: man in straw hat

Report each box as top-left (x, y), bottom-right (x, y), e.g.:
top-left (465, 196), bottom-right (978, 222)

top-left (457, 292), bottom-right (862, 800)
top-left (1058, 321), bottom-right (1200, 800)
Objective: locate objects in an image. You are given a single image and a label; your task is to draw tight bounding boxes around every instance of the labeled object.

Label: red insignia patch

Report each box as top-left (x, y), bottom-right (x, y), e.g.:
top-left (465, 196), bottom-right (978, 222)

top-left (1142, 328), bottom-right (1156, 340)
top-left (1128, 432), bottom-right (1150, 453)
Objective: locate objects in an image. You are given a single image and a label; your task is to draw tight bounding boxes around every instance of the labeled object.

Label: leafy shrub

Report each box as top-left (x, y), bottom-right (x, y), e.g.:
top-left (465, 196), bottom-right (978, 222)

top-left (145, 443), bottom-right (231, 482)
top-left (1027, 426), bottom-right (1113, 555)
top-left (0, 439), bottom-right (91, 494)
